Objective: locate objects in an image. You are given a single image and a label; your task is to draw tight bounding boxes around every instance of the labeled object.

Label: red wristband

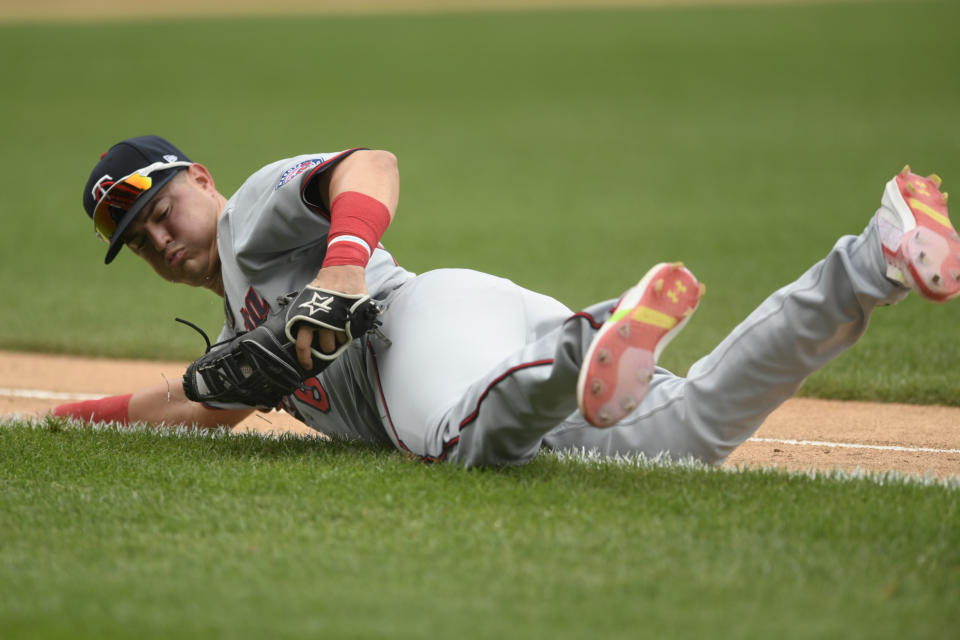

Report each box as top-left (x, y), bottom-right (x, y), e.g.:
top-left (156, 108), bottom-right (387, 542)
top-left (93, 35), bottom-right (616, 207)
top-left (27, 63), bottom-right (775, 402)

top-left (322, 191), bottom-right (391, 268)
top-left (53, 393), bottom-right (132, 425)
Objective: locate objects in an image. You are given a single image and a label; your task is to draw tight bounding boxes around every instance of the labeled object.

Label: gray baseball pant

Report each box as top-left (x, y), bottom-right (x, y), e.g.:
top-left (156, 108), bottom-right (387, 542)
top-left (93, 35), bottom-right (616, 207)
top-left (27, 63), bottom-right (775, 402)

top-left (370, 218), bottom-right (905, 467)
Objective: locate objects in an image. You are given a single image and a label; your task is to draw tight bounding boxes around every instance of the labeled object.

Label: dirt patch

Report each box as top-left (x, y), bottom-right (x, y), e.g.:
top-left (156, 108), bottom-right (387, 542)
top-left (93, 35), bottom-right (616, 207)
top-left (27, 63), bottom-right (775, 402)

top-left (0, 0), bottom-right (866, 23)
top-left (2, 349), bottom-right (958, 479)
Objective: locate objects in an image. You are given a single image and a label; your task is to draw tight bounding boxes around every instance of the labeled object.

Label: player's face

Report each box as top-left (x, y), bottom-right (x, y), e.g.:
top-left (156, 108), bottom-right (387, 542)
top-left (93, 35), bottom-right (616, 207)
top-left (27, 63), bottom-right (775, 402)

top-left (123, 165), bottom-right (222, 290)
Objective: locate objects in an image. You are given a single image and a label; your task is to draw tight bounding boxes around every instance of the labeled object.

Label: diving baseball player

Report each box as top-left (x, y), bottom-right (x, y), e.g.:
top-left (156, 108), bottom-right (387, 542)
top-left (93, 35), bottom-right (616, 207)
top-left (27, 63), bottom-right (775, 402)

top-left (55, 135), bottom-right (960, 467)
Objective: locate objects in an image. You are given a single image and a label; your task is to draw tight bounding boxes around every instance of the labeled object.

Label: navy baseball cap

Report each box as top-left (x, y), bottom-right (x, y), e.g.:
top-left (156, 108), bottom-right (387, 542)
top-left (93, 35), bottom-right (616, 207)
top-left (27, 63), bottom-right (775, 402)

top-left (83, 135), bottom-right (192, 264)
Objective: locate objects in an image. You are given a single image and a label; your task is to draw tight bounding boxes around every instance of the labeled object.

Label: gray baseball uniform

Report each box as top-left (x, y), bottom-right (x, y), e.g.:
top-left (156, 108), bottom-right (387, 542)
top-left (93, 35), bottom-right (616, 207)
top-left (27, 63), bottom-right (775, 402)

top-left (216, 150), bottom-right (906, 466)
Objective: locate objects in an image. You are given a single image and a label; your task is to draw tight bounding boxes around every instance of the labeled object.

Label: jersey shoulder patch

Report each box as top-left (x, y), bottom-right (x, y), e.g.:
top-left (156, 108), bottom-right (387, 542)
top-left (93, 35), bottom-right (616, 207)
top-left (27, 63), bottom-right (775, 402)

top-left (275, 158), bottom-right (325, 191)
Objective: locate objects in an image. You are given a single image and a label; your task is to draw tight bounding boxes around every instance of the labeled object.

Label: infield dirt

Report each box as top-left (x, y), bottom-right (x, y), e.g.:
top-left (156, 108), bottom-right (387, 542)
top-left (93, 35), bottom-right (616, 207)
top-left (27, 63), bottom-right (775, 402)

top-left (0, 0), bottom-right (875, 22)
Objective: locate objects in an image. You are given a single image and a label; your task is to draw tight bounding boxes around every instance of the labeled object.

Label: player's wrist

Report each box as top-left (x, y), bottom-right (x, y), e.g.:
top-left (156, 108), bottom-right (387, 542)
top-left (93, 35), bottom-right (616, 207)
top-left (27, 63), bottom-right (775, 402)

top-left (322, 191), bottom-right (391, 268)
top-left (322, 238), bottom-right (370, 267)
top-left (310, 265), bottom-right (368, 296)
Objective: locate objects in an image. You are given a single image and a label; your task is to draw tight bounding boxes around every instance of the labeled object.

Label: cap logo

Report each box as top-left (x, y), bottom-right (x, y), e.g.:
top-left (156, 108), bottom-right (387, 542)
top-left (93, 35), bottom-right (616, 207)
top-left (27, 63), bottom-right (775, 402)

top-left (163, 154), bottom-right (178, 163)
top-left (91, 174), bottom-right (114, 204)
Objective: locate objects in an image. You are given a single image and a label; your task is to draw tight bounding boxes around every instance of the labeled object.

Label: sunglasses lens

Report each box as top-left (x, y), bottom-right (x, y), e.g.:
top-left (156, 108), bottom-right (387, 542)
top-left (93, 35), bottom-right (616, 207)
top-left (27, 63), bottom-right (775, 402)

top-left (92, 172), bottom-right (153, 242)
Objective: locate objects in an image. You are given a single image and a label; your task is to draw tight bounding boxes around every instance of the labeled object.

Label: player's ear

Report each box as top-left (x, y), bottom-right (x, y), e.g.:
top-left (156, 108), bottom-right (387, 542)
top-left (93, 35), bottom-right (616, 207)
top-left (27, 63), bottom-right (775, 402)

top-left (186, 163), bottom-right (217, 193)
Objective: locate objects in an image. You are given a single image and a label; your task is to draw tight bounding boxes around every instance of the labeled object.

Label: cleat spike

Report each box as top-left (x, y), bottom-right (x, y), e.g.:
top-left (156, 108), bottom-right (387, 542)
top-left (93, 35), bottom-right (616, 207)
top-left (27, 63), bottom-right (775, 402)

top-left (699, 282), bottom-right (707, 296)
top-left (618, 324), bottom-right (630, 338)
top-left (902, 164), bottom-right (911, 175)
top-left (598, 409), bottom-right (612, 424)
top-left (654, 278), bottom-right (664, 294)
top-left (929, 174), bottom-right (942, 186)
top-left (932, 274), bottom-right (941, 285)
top-left (906, 182), bottom-right (916, 193)
top-left (943, 192), bottom-right (949, 204)
top-left (597, 348), bottom-right (609, 364)
top-left (621, 398), bottom-right (638, 412)
top-left (591, 380), bottom-right (602, 395)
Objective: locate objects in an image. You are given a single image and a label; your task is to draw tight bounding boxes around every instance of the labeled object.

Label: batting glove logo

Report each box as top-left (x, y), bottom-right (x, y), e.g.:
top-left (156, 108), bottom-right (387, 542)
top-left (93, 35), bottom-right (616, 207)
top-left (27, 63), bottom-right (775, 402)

top-left (299, 292), bottom-right (334, 316)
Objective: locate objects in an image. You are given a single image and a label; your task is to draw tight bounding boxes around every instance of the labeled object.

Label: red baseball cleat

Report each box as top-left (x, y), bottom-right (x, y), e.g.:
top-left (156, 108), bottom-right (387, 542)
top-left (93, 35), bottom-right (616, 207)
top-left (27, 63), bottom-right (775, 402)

top-left (577, 262), bottom-right (704, 428)
top-left (877, 166), bottom-right (960, 302)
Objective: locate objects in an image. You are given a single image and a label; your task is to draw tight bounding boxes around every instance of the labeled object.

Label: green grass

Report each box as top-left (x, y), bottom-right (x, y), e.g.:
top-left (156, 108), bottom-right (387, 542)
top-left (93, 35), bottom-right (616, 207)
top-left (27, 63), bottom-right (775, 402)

top-left (0, 2), bottom-right (958, 403)
top-left (1, 418), bottom-right (958, 639)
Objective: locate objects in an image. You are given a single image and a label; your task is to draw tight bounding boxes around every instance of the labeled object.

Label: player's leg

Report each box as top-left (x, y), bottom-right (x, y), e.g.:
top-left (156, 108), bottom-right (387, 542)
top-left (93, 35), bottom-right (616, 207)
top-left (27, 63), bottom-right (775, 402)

top-left (365, 265), bottom-right (703, 466)
top-left (543, 167), bottom-right (959, 463)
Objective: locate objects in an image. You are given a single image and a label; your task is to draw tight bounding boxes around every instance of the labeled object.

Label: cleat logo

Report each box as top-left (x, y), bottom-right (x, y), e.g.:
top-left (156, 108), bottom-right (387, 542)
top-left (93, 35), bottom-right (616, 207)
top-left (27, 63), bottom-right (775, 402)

top-left (666, 280), bottom-right (688, 303)
top-left (913, 181), bottom-right (931, 197)
top-left (299, 292), bottom-right (334, 315)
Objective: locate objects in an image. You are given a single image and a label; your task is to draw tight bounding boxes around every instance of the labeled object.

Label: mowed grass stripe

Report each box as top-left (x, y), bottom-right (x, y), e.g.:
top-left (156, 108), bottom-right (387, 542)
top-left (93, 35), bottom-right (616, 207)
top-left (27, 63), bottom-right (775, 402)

top-left (2, 419), bottom-right (958, 639)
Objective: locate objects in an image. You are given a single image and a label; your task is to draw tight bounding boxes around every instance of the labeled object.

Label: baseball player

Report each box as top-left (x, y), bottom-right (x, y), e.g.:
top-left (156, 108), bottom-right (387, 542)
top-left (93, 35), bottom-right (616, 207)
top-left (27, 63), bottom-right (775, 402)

top-left (54, 135), bottom-right (959, 467)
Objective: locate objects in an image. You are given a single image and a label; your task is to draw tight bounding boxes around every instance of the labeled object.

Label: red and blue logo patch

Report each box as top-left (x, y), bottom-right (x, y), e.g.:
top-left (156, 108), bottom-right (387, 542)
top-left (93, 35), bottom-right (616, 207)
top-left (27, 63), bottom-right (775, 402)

top-left (275, 158), bottom-right (324, 190)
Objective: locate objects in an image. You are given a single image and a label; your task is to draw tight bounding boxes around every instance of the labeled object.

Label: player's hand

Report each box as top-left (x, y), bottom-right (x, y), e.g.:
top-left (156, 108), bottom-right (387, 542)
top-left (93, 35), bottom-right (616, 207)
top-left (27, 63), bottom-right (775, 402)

top-left (295, 265), bottom-right (369, 369)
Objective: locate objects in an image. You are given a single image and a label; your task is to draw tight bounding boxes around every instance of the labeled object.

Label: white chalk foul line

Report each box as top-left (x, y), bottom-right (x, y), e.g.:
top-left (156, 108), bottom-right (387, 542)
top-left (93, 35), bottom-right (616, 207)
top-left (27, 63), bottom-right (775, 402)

top-left (0, 387), bottom-right (103, 401)
top-left (748, 437), bottom-right (960, 455)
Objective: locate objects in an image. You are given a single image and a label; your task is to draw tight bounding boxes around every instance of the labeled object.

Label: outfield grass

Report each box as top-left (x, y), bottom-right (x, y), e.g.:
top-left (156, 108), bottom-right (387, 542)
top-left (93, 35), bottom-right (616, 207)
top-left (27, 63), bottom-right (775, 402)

top-left (1, 419), bottom-right (958, 639)
top-left (0, 2), bottom-right (958, 403)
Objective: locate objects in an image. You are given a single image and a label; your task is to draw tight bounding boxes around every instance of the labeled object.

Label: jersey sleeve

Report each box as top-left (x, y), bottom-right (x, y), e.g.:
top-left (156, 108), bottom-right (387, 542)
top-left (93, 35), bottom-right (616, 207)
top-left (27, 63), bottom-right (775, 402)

top-left (226, 150), bottom-right (364, 264)
top-left (299, 149), bottom-right (365, 216)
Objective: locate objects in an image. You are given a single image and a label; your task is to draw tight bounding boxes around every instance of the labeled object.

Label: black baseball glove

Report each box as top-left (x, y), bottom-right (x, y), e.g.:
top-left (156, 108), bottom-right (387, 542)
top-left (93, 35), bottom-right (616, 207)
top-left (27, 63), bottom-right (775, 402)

top-left (181, 287), bottom-right (381, 410)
